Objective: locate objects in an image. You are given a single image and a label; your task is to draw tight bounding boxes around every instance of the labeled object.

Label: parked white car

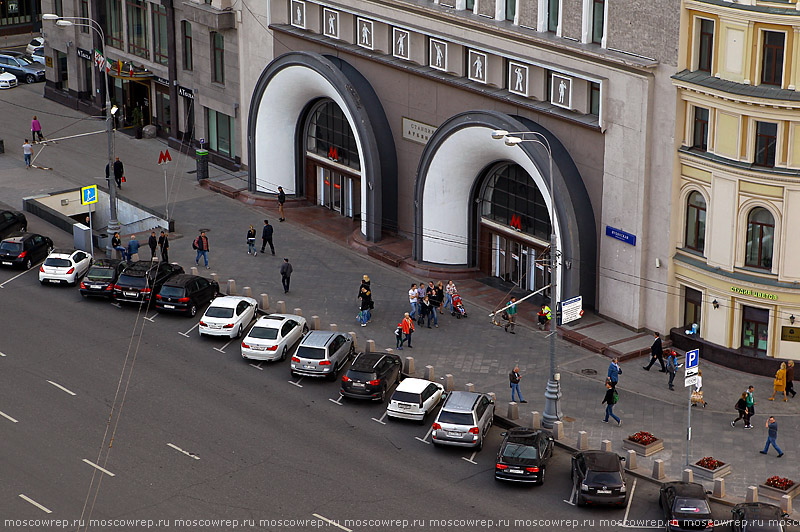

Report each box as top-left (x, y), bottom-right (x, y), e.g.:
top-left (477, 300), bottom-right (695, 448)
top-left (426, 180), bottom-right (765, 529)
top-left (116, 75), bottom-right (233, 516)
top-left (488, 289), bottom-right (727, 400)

top-left (386, 378), bottom-right (445, 423)
top-left (26, 37), bottom-right (44, 56)
top-left (39, 249), bottom-right (92, 286)
top-left (199, 296), bottom-right (258, 338)
top-left (0, 69), bottom-right (17, 89)
top-left (241, 314), bottom-right (308, 361)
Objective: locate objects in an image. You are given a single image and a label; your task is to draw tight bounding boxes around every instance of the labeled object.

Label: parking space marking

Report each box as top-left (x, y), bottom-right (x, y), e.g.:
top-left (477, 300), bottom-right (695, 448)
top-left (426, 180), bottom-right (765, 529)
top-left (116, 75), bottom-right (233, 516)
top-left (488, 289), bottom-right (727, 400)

top-left (167, 443), bottom-right (200, 460)
top-left (0, 410), bottom-right (19, 423)
top-left (415, 425), bottom-right (434, 445)
top-left (328, 394), bottom-right (344, 405)
top-left (46, 380), bottom-right (76, 396)
top-left (82, 459), bottom-right (116, 477)
top-left (213, 337), bottom-right (236, 354)
top-left (144, 312), bottom-right (158, 322)
top-left (622, 478), bottom-right (636, 525)
top-left (0, 266), bottom-right (40, 288)
top-left (179, 323), bottom-right (199, 337)
top-left (311, 514), bottom-right (352, 532)
top-left (563, 483), bottom-right (577, 506)
top-left (289, 377), bottom-right (304, 388)
top-left (461, 451), bottom-right (478, 464)
top-left (0, 351), bottom-right (6, 357)
top-left (249, 362), bottom-right (264, 371)
top-left (19, 494), bottom-right (52, 514)
top-left (111, 302), bottom-right (122, 308)
top-left (371, 412), bottom-right (387, 425)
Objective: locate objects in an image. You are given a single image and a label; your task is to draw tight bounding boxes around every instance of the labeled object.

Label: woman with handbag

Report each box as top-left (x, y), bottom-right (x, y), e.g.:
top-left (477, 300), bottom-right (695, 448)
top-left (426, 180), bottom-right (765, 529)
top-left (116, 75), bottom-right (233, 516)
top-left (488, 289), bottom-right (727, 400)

top-left (691, 369), bottom-right (707, 407)
top-left (731, 392), bottom-right (749, 427)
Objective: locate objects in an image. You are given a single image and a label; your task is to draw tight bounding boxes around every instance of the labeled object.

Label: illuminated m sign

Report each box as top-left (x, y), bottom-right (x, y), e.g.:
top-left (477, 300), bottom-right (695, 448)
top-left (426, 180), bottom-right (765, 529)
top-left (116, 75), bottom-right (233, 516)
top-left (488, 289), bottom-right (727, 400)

top-left (510, 215), bottom-right (521, 230)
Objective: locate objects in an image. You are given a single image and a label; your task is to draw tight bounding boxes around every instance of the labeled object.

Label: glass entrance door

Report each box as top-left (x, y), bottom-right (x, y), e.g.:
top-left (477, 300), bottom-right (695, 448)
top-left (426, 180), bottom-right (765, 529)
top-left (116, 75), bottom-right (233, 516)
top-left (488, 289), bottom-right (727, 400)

top-left (491, 232), bottom-right (543, 291)
top-left (317, 166), bottom-right (360, 219)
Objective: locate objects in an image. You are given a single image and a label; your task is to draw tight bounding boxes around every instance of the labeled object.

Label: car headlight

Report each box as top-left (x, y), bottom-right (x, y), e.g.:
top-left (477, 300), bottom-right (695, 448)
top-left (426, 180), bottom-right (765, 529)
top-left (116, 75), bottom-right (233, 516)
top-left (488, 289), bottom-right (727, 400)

top-left (619, 484), bottom-right (626, 493)
top-left (580, 483), bottom-right (589, 492)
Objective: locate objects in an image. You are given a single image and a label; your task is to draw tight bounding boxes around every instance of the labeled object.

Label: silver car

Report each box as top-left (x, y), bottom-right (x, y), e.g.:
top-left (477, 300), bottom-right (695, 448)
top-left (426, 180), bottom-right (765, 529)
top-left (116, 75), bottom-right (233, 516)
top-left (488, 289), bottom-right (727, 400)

top-left (290, 330), bottom-right (354, 380)
top-left (431, 391), bottom-right (494, 449)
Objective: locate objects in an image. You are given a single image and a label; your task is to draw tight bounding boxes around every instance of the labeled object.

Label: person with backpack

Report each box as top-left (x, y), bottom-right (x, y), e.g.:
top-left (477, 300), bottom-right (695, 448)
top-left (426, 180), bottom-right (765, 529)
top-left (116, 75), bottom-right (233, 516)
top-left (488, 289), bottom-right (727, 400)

top-left (666, 350), bottom-right (678, 391)
top-left (246, 224), bottom-right (257, 256)
top-left (732, 392), bottom-right (749, 428)
top-left (602, 380), bottom-right (621, 425)
top-left (193, 231), bottom-right (210, 268)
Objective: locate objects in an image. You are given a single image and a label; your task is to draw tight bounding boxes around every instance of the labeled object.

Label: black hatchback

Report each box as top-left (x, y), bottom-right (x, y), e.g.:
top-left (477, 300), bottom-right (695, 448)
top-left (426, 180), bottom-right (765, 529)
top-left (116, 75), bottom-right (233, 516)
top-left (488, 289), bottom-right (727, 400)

top-left (341, 352), bottom-right (402, 402)
top-left (659, 481), bottom-right (714, 531)
top-left (79, 259), bottom-right (126, 298)
top-left (572, 450), bottom-right (627, 506)
top-left (0, 210), bottom-right (26, 239)
top-left (114, 261), bottom-right (184, 304)
top-left (0, 232), bottom-right (53, 269)
top-left (495, 428), bottom-right (553, 484)
top-left (155, 274), bottom-right (219, 317)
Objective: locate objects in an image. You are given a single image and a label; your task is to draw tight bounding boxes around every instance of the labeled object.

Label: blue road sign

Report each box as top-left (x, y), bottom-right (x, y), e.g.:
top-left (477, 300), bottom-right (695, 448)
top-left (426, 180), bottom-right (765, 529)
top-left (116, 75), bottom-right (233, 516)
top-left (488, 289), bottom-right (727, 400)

top-left (80, 185), bottom-right (98, 205)
top-left (686, 349), bottom-right (699, 369)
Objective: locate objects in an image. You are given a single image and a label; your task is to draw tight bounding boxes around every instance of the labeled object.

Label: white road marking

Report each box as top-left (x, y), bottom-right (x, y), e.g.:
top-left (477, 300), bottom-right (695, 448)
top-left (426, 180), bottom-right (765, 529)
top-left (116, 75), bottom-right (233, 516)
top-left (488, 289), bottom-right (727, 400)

top-left (111, 302), bottom-right (121, 308)
top-left (144, 312), bottom-right (158, 322)
top-left (213, 337), bottom-right (236, 353)
top-left (312, 514), bottom-right (352, 532)
top-left (19, 494), bottom-right (51, 513)
top-left (0, 410), bottom-right (19, 423)
top-left (249, 362), bottom-right (263, 371)
top-left (0, 351), bottom-right (6, 357)
top-left (46, 380), bottom-right (76, 396)
top-left (415, 425), bottom-right (434, 444)
top-left (0, 265), bottom-right (40, 288)
top-left (288, 377), bottom-right (304, 388)
top-left (372, 411), bottom-right (388, 425)
top-left (461, 451), bottom-right (478, 464)
top-left (329, 394), bottom-right (344, 405)
top-left (563, 483), bottom-right (577, 506)
top-left (82, 459), bottom-right (116, 477)
top-left (179, 322), bottom-right (199, 337)
top-left (167, 443), bottom-right (200, 460)
top-left (622, 479), bottom-right (637, 525)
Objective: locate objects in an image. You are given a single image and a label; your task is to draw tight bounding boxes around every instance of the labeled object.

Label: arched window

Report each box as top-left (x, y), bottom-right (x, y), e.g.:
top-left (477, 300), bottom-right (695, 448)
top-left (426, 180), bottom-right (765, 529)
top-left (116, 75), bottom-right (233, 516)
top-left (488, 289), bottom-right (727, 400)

top-left (305, 100), bottom-right (360, 171)
top-left (480, 163), bottom-right (550, 240)
top-left (745, 207), bottom-right (774, 269)
top-left (685, 191), bottom-right (706, 252)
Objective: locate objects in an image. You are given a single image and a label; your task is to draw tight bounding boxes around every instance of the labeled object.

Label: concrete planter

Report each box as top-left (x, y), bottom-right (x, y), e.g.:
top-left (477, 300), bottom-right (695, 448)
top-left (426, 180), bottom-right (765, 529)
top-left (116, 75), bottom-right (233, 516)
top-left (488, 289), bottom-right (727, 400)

top-left (689, 461), bottom-right (731, 481)
top-left (622, 437), bottom-right (664, 457)
top-left (759, 482), bottom-right (800, 501)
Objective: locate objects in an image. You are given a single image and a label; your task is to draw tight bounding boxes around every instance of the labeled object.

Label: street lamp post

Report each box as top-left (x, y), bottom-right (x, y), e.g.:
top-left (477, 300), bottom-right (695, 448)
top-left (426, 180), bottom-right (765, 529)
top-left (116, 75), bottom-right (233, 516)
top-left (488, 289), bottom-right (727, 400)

top-left (491, 129), bottom-right (563, 428)
top-left (44, 14), bottom-right (120, 257)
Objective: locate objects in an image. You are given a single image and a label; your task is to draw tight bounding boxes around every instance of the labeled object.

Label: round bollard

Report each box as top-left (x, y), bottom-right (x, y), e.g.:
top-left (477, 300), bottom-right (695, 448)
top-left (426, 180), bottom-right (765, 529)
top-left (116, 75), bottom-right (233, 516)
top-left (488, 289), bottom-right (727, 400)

top-left (293, 307), bottom-right (302, 316)
top-left (311, 316), bottom-right (320, 330)
top-left (276, 300), bottom-right (286, 313)
top-left (366, 340), bottom-right (376, 353)
top-left (529, 411), bottom-right (541, 429)
top-left (444, 374), bottom-right (454, 392)
top-left (551, 420), bottom-right (564, 440)
top-left (243, 286), bottom-right (252, 297)
top-left (576, 431), bottom-right (588, 450)
top-left (191, 266), bottom-right (199, 276)
top-left (404, 357), bottom-right (415, 375)
top-left (625, 449), bottom-right (637, 470)
top-left (682, 469), bottom-right (694, 483)
top-left (329, 323), bottom-right (338, 331)
top-left (424, 365), bottom-right (435, 381)
top-left (464, 383), bottom-right (475, 392)
top-left (600, 439), bottom-right (611, 452)
top-left (652, 459), bottom-right (665, 480)
top-left (260, 293), bottom-right (270, 310)
top-left (227, 279), bottom-right (237, 295)
top-left (713, 478), bottom-right (725, 498)
top-left (507, 402), bottom-right (519, 420)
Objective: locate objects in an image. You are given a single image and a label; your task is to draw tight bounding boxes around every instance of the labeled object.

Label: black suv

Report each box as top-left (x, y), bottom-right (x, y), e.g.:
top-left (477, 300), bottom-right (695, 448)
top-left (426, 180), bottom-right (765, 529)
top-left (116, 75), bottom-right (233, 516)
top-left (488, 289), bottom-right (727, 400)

top-left (0, 211), bottom-right (26, 239)
top-left (155, 274), bottom-right (219, 316)
top-left (659, 482), bottom-right (714, 531)
top-left (113, 261), bottom-right (184, 304)
top-left (495, 428), bottom-right (554, 484)
top-left (80, 259), bottom-right (126, 298)
top-left (341, 352), bottom-right (402, 402)
top-left (571, 451), bottom-right (627, 506)
top-left (0, 232), bottom-right (53, 269)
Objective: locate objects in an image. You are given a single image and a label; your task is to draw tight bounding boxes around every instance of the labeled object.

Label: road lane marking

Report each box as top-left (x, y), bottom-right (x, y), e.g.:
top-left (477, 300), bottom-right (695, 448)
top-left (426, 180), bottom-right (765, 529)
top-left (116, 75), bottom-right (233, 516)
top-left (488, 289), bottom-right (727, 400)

top-left (179, 322), bottom-right (200, 337)
top-left (329, 394), bottom-right (344, 405)
top-left (19, 494), bottom-right (51, 513)
top-left (167, 443), bottom-right (200, 460)
top-left (249, 362), bottom-right (263, 371)
top-left (289, 377), bottom-right (304, 388)
top-left (0, 410), bottom-right (19, 423)
top-left (415, 425), bottom-right (434, 444)
top-left (144, 312), bottom-right (158, 322)
top-left (312, 514), bottom-right (352, 532)
top-left (372, 411), bottom-right (388, 425)
top-left (461, 451), bottom-right (478, 464)
top-left (213, 337), bottom-right (236, 353)
top-left (47, 380), bottom-right (76, 396)
top-left (0, 265), bottom-right (41, 288)
top-left (0, 351), bottom-right (6, 357)
top-left (622, 478), bottom-right (637, 525)
top-left (82, 459), bottom-right (116, 477)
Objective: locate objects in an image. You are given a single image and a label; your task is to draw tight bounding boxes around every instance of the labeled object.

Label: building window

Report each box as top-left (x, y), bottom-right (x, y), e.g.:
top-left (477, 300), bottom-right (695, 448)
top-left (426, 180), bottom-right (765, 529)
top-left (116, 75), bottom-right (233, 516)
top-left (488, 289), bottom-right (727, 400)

top-left (548, 0), bottom-right (559, 32)
top-left (591, 0), bottom-right (604, 45)
top-left (104, 0), bottom-right (124, 49)
top-left (741, 305), bottom-right (769, 354)
top-left (126, 0), bottom-right (149, 58)
top-left (684, 287), bottom-right (702, 330)
top-left (692, 107), bottom-right (709, 151)
top-left (306, 100), bottom-right (361, 171)
top-left (698, 19), bottom-right (713, 73)
top-left (182, 21), bottom-right (193, 71)
top-left (211, 32), bottom-right (224, 84)
top-left (745, 207), bottom-right (774, 270)
top-left (466, 0), bottom-right (474, 9)
top-left (589, 82), bottom-right (600, 116)
top-left (481, 163), bottom-right (551, 241)
top-left (761, 31), bottom-right (784, 86)
top-left (54, 0), bottom-right (63, 16)
top-left (153, 5), bottom-right (168, 66)
top-left (685, 191), bottom-right (706, 252)
top-left (506, 0), bottom-right (516, 22)
top-left (80, 0), bottom-right (89, 33)
top-left (207, 109), bottom-right (234, 157)
top-left (754, 121), bottom-right (777, 167)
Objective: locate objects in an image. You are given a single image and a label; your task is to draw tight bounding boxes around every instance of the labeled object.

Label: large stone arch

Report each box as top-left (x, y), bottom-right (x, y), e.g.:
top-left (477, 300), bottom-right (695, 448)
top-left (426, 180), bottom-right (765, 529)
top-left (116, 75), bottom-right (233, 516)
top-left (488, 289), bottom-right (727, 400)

top-left (247, 51), bottom-right (397, 241)
top-left (414, 111), bottom-right (596, 307)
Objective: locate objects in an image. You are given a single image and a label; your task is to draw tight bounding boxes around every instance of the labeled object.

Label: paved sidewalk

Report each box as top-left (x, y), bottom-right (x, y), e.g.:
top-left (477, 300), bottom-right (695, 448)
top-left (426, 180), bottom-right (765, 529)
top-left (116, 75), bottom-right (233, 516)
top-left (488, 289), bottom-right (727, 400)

top-left (1, 84), bottom-right (799, 510)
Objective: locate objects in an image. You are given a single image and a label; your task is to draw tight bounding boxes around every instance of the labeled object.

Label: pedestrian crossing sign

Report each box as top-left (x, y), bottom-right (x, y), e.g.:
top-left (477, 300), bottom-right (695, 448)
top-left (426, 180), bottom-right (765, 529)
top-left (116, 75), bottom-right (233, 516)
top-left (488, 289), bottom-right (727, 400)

top-left (80, 185), bottom-right (98, 205)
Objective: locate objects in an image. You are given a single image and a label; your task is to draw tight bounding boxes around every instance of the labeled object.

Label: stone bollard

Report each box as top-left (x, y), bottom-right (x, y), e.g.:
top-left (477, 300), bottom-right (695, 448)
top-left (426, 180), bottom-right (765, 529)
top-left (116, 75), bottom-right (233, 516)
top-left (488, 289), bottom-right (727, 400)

top-left (348, 332), bottom-right (357, 349)
top-left (576, 431), bottom-right (588, 450)
top-left (311, 315), bottom-right (320, 330)
top-left (211, 273), bottom-right (219, 285)
top-left (405, 357), bottom-right (415, 375)
top-left (385, 348), bottom-right (394, 355)
top-left (682, 469), bottom-right (694, 483)
top-left (652, 459), bottom-right (665, 480)
top-left (227, 279), bottom-right (237, 295)
top-left (464, 383), bottom-right (475, 392)
top-left (444, 374), bottom-right (454, 392)
top-left (601, 439), bottom-right (611, 452)
top-left (507, 402), bottom-right (520, 420)
top-left (191, 266), bottom-right (199, 276)
top-left (530, 411), bottom-right (541, 429)
top-left (293, 307), bottom-right (302, 317)
top-left (277, 301), bottom-right (286, 313)
top-left (626, 449), bottom-right (637, 470)
top-left (551, 420), bottom-right (564, 440)
top-left (242, 286), bottom-right (252, 298)
top-left (329, 323), bottom-right (338, 331)
top-left (260, 293), bottom-right (269, 310)
top-left (424, 365), bottom-right (435, 381)
top-left (366, 340), bottom-right (375, 353)
top-left (746, 486), bottom-right (758, 503)
top-left (713, 478), bottom-right (725, 498)
top-left (781, 494), bottom-right (792, 514)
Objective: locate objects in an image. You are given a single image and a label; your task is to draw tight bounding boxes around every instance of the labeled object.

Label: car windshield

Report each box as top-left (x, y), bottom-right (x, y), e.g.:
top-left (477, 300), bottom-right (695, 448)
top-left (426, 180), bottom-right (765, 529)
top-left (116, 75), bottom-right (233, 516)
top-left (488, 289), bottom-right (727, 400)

top-left (502, 442), bottom-right (538, 460)
top-left (117, 274), bottom-right (147, 288)
top-left (17, 56), bottom-right (34, 65)
top-left (0, 242), bottom-right (22, 253)
top-left (87, 267), bottom-right (114, 280)
top-left (205, 306), bottom-right (234, 319)
top-left (295, 346), bottom-right (325, 360)
top-left (586, 471), bottom-right (623, 486)
top-left (674, 498), bottom-right (710, 514)
top-left (159, 286), bottom-right (185, 297)
top-left (437, 411), bottom-right (474, 425)
top-left (249, 326), bottom-right (279, 340)
top-left (391, 391), bottom-right (422, 405)
top-left (44, 258), bottom-right (71, 267)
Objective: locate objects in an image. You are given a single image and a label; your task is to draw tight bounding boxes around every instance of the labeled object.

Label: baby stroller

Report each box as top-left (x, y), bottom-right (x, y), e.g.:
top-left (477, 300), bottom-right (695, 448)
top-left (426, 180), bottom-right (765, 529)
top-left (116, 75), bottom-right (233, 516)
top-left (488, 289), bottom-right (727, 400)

top-left (451, 293), bottom-right (468, 319)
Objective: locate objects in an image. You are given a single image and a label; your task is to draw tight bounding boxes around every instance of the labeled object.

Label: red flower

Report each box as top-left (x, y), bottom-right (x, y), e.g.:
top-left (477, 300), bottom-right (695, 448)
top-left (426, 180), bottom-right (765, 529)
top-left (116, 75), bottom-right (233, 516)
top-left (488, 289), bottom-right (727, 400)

top-left (765, 476), bottom-right (795, 491)
top-left (696, 457), bottom-right (724, 470)
top-left (628, 431), bottom-right (657, 445)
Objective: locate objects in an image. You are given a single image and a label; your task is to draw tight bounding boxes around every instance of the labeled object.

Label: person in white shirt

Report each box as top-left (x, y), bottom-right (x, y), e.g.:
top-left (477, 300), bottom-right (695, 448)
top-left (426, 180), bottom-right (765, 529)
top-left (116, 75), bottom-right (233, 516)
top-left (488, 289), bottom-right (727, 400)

top-left (22, 139), bottom-right (33, 169)
top-left (408, 283), bottom-right (419, 320)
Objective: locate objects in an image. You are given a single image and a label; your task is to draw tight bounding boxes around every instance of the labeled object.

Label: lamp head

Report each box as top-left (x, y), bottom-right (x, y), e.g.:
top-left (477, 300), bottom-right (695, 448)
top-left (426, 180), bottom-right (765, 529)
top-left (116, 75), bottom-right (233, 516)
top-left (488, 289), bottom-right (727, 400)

top-left (504, 136), bottom-right (522, 147)
top-left (490, 129), bottom-right (509, 140)
top-left (55, 19), bottom-right (73, 26)
top-left (42, 13), bottom-right (60, 20)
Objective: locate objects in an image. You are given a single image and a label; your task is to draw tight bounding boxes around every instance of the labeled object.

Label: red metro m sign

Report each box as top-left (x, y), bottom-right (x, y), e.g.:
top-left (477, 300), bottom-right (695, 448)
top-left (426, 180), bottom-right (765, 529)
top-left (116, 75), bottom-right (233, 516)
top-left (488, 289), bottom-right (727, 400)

top-left (328, 146), bottom-right (339, 161)
top-left (510, 215), bottom-right (522, 230)
top-left (158, 149), bottom-right (172, 165)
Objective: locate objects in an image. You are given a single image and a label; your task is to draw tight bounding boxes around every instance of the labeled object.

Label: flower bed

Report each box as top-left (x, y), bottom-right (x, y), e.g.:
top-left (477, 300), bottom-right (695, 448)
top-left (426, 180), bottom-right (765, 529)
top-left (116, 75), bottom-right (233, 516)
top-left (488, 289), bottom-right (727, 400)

top-left (760, 476), bottom-right (800, 501)
top-left (622, 431), bottom-right (664, 457)
top-left (690, 456), bottom-right (731, 481)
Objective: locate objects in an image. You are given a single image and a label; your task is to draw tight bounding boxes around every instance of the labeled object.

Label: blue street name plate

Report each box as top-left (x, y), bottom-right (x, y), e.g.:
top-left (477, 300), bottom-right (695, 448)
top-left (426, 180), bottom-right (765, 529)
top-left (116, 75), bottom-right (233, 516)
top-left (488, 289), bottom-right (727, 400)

top-left (605, 225), bottom-right (636, 246)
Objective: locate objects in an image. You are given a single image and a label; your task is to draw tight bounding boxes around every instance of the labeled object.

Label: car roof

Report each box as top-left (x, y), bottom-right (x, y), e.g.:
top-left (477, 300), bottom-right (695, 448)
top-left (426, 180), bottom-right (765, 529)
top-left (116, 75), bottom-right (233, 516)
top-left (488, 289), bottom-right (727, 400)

top-left (395, 378), bottom-right (435, 393)
top-left (506, 428), bottom-right (548, 444)
top-left (2, 232), bottom-right (37, 242)
top-left (0, 50), bottom-right (23, 57)
top-left (120, 261), bottom-right (159, 275)
top-left (255, 314), bottom-right (289, 324)
top-left (663, 481), bottom-right (707, 498)
top-left (441, 391), bottom-right (482, 412)
top-left (579, 451), bottom-right (623, 471)
top-left (209, 295), bottom-right (255, 308)
top-left (299, 330), bottom-right (338, 347)
top-left (163, 274), bottom-right (206, 287)
top-left (351, 352), bottom-right (389, 371)
top-left (733, 502), bottom-right (783, 520)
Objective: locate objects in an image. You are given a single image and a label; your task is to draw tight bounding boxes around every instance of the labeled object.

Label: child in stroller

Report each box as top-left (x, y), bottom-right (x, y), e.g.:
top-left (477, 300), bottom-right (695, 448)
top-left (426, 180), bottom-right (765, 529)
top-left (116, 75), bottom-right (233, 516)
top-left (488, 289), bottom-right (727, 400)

top-left (451, 293), bottom-right (468, 319)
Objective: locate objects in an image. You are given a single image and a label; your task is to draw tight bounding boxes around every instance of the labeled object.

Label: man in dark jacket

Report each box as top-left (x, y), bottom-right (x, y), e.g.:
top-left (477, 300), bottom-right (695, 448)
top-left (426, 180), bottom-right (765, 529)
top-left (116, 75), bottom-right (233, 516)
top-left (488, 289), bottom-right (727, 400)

top-left (194, 231), bottom-right (210, 268)
top-left (105, 157), bottom-right (124, 188)
top-left (277, 187), bottom-right (286, 221)
top-left (148, 231), bottom-right (158, 259)
top-left (643, 332), bottom-right (666, 372)
top-left (280, 258), bottom-right (293, 293)
top-left (261, 219), bottom-right (275, 255)
top-left (158, 230), bottom-right (169, 263)
top-left (509, 366), bottom-right (526, 403)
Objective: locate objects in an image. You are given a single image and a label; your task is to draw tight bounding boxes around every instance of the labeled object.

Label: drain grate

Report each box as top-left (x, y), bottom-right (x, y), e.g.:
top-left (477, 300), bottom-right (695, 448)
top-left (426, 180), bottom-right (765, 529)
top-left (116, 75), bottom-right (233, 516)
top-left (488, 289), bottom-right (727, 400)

top-left (580, 368), bottom-right (598, 376)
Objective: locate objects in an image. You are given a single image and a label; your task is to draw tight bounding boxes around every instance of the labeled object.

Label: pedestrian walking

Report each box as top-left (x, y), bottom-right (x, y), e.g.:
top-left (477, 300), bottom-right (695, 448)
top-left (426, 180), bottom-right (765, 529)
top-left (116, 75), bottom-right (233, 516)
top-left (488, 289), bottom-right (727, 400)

top-left (732, 392), bottom-right (749, 427)
top-left (607, 357), bottom-right (622, 389)
top-left (504, 297), bottom-right (517, 334)
top-left (22, 139), bottom-right (33, 169)
top-left (193, 231), bottom-right (210, 268)
top-left (537, 304), bottom-right (551, 330)
top-left (602, 380), bottom-right (621, 425)
top-left (691, 369), bottom-right (707, 407)
top-left (421, 295), bottom-right (438, 328)
top-left (358, 286), bottom-right (372, 327)
top-left (509, 366), bottom-right (526, 403)
top-left (643, 332), bottom-right (667, 372)
top-left (760, 416), bottom-right (784, 457)
top-left (277, 186), bottom-right (286, 221)
top-left (106, 157), bottom-right (124, 188)
top-left (787, 361), bottom-right (796, 398)
top-left (31, 116), bottom-right (44, 142)
top-left (745, 386), bottom-right (756, 428)
top-left (416, 282), bottom-right (426, 324)
top-left (408, 283), bottom-right (419, 320)
top-left (400, 312), bottom-right (414, 349)
top-left (158, 230), bottom-right (169, 263)
top-left (395, 320), bottom-right (405, 349)
top-left (260, 219), bottom-right (275, 255)
top-left (360, 275), bottom-right (373, 317)
top-left (148, 231), bottom-right (158, 259)
top-left (246, 224), bottom-right (257, 255)
top-left (434, 281), bottom-right (445, 314)
top-left (280, 258), bottom-right (293, 293)
top-left (111, 232), bottom-right (126, 260)
top-left (769, 362), bottom-right (788, 402)
top-left (444, 280), bottom-right (457, 313)
top-left (127, 235), bottom-right (140, 262)
top-left (666, 350), bottom-right (677, 391)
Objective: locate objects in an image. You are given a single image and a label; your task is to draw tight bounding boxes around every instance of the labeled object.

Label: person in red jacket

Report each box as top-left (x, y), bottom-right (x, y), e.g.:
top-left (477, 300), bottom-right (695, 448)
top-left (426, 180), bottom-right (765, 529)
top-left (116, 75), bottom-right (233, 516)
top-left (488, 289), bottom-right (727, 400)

top-left (398, 312), bottom-right (415, 350)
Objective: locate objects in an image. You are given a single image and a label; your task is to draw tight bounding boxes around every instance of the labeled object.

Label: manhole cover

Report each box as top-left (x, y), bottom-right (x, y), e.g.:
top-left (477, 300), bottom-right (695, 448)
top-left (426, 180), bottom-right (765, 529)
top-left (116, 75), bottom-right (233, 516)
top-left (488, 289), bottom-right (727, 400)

top-left (580, 368), bottom-right (598, 375)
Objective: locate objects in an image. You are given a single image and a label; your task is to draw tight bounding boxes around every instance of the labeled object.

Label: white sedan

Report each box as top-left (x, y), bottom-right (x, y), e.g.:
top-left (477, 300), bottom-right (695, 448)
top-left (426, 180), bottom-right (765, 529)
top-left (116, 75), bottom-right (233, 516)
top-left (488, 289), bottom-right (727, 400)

top-left (241, 314), bottom-right (309, 361)
top-left (199, 296), bottom-right (258, 338)
top-left (0, 70), bottom-right (17, 89)
top-left (39, 249), bottom-right (92, 286)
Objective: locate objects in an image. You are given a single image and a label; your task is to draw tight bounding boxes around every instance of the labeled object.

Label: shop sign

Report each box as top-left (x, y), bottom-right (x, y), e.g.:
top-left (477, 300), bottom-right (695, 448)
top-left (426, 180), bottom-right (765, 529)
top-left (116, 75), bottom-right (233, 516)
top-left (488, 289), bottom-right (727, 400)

top-left (45, 56), bottom-right (53, 68)
top-left (154, 76), bottom-right (169, 86)
top-left (76, 48), bottom-right (92, 61)
top-left (781, 327), bottom-right (800, 342)
top-left (730, 286), bottom-right (777, 300)
top-left (605, 225), bottom-right (636, 246)
top-left (178, 86), bottom-right (194, 99)
top-left (402, 117), bottom-right (436, 145)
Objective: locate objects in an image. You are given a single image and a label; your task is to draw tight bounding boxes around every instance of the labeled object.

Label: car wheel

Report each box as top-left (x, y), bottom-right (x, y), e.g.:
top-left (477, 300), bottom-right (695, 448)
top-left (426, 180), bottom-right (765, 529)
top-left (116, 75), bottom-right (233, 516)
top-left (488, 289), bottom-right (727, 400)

top-left (235, 324), bottom-right (243, 338)
top-left (25, 258), bottom-right (31, 270)
top-left (281, 346), bottom-right (288, 361)
top-left (189, 304), bottom-right (197, 317)
top-left (25, 74), bottom-right (35, 84)
top-left (537, 467), bottom-right (546, 485)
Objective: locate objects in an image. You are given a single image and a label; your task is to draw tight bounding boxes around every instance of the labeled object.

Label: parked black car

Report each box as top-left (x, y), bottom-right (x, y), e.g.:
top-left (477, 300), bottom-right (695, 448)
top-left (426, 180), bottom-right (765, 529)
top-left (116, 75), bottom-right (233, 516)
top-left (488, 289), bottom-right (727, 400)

top-left (341, 352), bottom-right (402, 402)
top-left (0, 51), bottom-right (45, 83)
top-left (113, 261), bottom-right (184, 304)
top-left (731, 502), bottom-right (788, 532)
top-left (0, 232), bottom-right (53, 269)
top-left (0, 210), bottom-right (26, 239)
top-left (155, 274), bottom-right (219, 316)
top-left (659, 481), bottom-right (714, 531)
top-left (571, 450), bottom-right (627, 506)
top-left (79, 259), bottom-right (126, 298)
top-left (494, 428), bottom-right (553, 484)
